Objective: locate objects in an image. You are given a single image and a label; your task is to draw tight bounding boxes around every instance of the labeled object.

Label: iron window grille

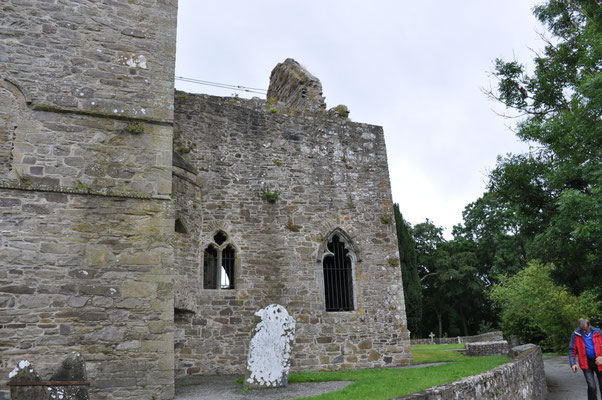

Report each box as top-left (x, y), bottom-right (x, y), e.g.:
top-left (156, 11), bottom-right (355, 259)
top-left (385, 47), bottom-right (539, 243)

top-left (323, 234), bottom-right (354, 311)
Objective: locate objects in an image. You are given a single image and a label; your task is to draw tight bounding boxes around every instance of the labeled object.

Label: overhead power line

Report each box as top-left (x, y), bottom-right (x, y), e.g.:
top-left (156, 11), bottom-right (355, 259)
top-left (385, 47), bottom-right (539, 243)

top-left (175, 76), bottom-right (267, 95)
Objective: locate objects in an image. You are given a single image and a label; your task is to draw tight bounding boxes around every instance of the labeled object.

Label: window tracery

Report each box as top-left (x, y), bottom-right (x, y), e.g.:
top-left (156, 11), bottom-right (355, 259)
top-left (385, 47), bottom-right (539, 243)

top-left (203, 230), bottom-right (236, 290)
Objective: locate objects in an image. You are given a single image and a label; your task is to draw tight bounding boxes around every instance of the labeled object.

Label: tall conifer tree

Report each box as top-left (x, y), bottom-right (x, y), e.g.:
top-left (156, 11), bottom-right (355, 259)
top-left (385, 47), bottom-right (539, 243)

top-left (394, 204), bottom-right (423, 337)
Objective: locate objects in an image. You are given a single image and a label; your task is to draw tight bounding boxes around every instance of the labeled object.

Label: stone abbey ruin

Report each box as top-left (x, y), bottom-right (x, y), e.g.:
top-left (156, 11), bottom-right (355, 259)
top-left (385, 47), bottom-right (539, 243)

top-left (0, 1), bottom-right (411, 399)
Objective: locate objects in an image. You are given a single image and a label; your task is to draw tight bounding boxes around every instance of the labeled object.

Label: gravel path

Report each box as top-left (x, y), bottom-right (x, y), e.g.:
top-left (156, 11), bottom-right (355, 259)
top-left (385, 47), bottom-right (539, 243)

top-left (175, 362), bottom-right (448, 400)
top-left (544, 355), bottom-right (593, 400)
top-left (175, 375), bottom-right (351, 400)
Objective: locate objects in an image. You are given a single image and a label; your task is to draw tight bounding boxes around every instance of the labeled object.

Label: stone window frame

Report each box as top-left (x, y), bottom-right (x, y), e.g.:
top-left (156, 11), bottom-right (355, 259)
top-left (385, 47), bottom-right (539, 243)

top-left (201, 229), bottom-right (240, 290)
top-left (0, 79), bottom-right (27, 177)
top-left (317, 228), bottom-right (359, 312)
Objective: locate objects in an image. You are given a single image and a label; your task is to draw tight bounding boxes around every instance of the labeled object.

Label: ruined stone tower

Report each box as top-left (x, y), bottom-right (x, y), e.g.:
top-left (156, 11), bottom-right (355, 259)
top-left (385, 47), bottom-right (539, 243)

top-left (1, 1), bottom-right (178, 399)
top-left (267, 58), bottom-right (327, 112)
top-left (1, 2), bottom-right (411, 399)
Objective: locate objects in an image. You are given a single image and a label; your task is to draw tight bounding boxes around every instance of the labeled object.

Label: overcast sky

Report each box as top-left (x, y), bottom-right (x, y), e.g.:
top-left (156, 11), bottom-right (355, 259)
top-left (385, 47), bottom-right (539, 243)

top-left (175, 1), bottom-right (546, 238)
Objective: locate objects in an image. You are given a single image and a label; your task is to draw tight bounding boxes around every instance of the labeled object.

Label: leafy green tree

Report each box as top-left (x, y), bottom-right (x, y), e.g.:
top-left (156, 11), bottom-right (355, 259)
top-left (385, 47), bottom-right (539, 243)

top-left (393, 204), bottom-right (422, 338)
top-left (412, 220), bottom-right (487, 338)
top-left (480, 0), bottom-right (601, 294)
top-left (454, 155), bottom-right (550, 285)
top-left (443, 238), bottom-right (488, 336)
top-left (490, 262), bottom-right (601, 352)
top-left (412, 220), bottom-right (449, 339)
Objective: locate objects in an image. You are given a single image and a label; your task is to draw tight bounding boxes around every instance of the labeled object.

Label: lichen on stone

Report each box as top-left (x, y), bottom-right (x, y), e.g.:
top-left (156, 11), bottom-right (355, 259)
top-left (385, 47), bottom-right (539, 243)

top-left (244, 304), bottom-right (296, 389)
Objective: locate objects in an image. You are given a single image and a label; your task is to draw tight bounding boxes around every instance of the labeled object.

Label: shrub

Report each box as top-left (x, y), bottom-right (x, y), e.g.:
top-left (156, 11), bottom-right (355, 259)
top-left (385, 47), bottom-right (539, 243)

top-left (490, 262), bottom-right (601, 352)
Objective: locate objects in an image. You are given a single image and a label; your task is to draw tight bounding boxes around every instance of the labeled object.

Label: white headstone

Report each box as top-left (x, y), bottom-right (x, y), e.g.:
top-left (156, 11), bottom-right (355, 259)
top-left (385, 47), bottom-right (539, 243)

top-left (244, 304), bottom-right (296, 389)
top-left (429, 332), bottom-right (435, 344)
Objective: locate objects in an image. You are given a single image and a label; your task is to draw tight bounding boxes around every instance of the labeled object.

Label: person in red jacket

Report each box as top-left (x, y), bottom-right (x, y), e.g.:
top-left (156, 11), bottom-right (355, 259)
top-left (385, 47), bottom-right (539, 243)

top-left (569, 318), bottom-right (602, 400)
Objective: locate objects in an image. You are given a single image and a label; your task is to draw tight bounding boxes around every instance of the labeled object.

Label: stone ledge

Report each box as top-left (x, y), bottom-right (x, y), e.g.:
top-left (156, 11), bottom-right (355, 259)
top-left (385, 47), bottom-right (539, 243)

top-left (0, 179), bottom-right (170, 200)
top-left (31, 103), bottom-right (174, 125)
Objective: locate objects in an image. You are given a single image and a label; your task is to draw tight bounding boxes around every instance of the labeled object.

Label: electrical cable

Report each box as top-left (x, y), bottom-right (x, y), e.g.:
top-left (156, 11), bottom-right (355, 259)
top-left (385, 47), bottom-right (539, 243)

top-left (175, 76), bottom-right (267, 95)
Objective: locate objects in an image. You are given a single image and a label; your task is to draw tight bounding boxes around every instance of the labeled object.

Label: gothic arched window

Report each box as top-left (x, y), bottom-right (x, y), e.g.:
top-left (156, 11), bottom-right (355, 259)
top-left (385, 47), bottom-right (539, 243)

top-left (322, 233), bottom-right (355, 311)
top-left (203, 230), bottom-right (237, 290)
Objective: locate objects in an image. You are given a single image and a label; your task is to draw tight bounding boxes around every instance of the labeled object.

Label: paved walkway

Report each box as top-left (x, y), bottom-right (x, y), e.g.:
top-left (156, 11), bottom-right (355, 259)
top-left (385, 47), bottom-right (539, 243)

top-left (544, 355), bottom-right (594, 400)
top-left (176, 358), bottom-right (594, 400)
top-left (175, 375), bottom-right (351, 400)
top-left (175, 362), bottom-right (447, 400)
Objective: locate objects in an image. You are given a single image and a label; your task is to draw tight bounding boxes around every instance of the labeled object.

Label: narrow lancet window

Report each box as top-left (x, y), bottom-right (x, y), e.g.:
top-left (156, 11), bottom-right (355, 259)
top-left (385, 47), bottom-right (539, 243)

top-left (220, 245), bottom-right (235, 289)
top-left (203, 246), bottom-right (218, 289)
top-left (323, 234), bottom-right (354, 311)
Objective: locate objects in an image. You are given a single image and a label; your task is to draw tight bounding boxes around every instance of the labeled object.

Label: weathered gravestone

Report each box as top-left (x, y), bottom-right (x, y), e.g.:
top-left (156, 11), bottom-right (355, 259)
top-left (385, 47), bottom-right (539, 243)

top-left (244, 304), bottom-right (296, 389)
top-left (7, 352), bottom-right (89, 400)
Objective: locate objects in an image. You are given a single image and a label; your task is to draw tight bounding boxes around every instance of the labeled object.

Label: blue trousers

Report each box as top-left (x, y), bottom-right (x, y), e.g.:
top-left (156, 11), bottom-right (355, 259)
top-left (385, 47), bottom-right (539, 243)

top-left (583, 358), bottom-right (602, 400)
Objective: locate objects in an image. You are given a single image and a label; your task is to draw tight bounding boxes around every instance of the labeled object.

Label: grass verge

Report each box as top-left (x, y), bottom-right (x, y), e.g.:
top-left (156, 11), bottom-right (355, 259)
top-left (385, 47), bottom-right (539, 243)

top-left (289, 345), bottom-right (509, 400)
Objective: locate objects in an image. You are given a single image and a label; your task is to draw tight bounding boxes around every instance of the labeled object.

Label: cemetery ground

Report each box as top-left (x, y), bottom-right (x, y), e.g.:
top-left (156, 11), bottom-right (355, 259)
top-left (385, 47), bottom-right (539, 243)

top-left (175, 344), bottom-right (509, 400)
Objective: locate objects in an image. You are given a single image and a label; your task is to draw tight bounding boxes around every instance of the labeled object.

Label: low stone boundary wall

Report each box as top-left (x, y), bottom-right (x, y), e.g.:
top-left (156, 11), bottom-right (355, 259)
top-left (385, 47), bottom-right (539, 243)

top-left (411, 331), bottom-right (504, 345)
top-left (394, 344), bottom-right (547, 400)
top-left (466, 340), bottom-right (509, 357)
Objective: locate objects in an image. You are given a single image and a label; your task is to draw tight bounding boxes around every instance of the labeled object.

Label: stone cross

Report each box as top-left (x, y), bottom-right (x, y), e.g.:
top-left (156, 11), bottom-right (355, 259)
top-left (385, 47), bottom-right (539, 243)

top-left (429, 332), bottom-right (435, 344)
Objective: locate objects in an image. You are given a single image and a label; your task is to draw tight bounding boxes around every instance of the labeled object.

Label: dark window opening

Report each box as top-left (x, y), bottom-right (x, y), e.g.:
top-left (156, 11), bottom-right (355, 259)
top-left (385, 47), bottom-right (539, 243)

top-left (203, 246), bottom-right (218, 289)
top-left (323, 235), bottom-right (353, 311)
top-left (214, 230), bottom-right (227, 246)
top-left (174, 308), bottom-right (195, 323)
top-left (175, 218), bottom-right (188, 234)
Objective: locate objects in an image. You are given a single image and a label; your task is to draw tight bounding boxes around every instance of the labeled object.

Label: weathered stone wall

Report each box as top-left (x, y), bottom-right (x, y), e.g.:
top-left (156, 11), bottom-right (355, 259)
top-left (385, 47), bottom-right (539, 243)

top-left (2, 1), bottom-right (410, 395)
top-left (0, 79), bottom-right (172, 194)
top-left (466, 340), bottom-right (509, 357)
top-left (0, 190), bottom-right (175, 399)
top-left (171, 156), bottom-right (202, 314)
top-left (410, 331), bottom-right (505, 345)
top-left (395, 344), bottom-right (547, 400)
top-left (172, 91), bottom-right (411, 377)
top-left (0, 1), bottom-right (178, 399)
top-left (0, 0), bottom-right (177, 122)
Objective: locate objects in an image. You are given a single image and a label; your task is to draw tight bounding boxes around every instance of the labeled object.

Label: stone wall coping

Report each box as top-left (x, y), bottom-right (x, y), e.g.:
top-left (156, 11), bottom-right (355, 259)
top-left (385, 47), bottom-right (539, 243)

top-left (394, 344), bottom-right (546, 400)
top-left (410, 331), bottom-right (504, 345)
top-left (510, 343), bottom-right (539, 357)
top-left (465, 340), bottom-right (508, 346)
top-left (175, 90), bottom-right (381, 130)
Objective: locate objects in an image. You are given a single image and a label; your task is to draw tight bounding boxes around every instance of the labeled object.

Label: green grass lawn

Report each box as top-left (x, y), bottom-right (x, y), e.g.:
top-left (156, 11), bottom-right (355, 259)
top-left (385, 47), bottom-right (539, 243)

top-left (289, 344), bottom-right (509, 400)
top-left (411, 343), bottom-right (466, 364)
